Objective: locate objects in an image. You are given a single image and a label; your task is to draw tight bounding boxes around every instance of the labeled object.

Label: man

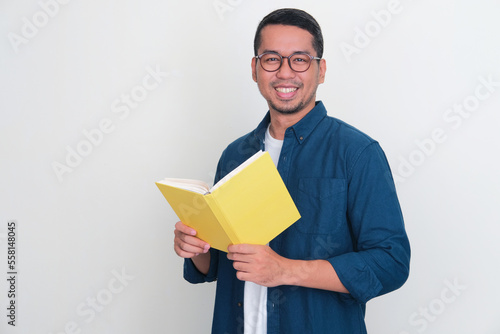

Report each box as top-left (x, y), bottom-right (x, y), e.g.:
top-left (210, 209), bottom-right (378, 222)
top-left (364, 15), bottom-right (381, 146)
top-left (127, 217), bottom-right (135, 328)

top-left (173, 8), bottom-right (410, 334)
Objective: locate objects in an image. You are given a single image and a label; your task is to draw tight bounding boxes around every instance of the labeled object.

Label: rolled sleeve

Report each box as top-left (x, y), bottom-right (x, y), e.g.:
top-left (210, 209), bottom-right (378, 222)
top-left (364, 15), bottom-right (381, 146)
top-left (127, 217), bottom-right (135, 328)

top-left (184, 248), bottom-right (219, 283)
top-left (330, 142), bottom-right (410, 303)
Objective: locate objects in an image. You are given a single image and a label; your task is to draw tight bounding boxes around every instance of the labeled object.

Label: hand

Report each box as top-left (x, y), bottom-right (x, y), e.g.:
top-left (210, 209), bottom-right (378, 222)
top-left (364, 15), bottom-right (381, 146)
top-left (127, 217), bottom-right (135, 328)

top-left (227, 244), bottom-right (291, 287)
top-left (173, 221), bottom-right (210, 259)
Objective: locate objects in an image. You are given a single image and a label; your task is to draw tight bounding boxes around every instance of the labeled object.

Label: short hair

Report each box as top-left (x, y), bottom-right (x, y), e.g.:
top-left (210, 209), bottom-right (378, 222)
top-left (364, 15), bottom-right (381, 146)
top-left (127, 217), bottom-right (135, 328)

top-left (253, 8), bottom-right (324, 58)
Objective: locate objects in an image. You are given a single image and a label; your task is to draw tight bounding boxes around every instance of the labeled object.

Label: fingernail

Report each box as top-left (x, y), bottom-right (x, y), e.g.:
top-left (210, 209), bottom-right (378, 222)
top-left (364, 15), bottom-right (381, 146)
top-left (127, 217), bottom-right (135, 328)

top-left (190, 229), bottom-right (196, 236)
top-left (203, 244), bottom-right (210, 253)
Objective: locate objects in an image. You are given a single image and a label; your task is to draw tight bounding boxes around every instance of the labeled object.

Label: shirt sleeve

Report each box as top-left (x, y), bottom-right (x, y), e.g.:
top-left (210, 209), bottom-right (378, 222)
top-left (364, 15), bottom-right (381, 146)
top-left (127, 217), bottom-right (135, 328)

top-left (328, 142), bottom-right (411, 303)
top-left (183, 249), bottom-right (219, 283)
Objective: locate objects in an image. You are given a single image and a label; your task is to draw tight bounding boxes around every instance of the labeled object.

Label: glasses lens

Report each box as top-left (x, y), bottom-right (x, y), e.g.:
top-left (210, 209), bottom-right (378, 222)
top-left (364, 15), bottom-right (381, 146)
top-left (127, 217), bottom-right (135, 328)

top-left (260, 53), bottom-right (282, 71)
top-left (289, 53), bottom-right (311, 72)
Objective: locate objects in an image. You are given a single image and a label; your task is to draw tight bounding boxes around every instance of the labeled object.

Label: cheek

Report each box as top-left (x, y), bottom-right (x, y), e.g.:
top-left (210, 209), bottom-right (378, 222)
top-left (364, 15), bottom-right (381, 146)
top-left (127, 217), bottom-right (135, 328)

top-left (256, 75), bottom-right (273, 91)
top-left (304, 76), bottom-right (320, 91)
top-left (258, 82), bottom-right (273, 98)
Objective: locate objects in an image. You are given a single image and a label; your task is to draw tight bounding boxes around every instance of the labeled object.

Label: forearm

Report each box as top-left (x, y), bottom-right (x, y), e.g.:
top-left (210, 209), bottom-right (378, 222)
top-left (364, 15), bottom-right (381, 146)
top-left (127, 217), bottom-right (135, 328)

top-left (284, 258), bottom-right (349, 293)
top-left (191, 252), bottom-right (211, 275)
top-left (228, 244), bottom-right (349, 292)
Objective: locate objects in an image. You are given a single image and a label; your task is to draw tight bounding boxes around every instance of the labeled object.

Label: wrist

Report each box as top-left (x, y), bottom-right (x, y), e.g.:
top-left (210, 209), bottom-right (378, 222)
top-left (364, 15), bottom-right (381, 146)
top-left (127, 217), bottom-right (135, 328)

top-left (192, 251), bottom-right (211, 275)
top-left (282, 259), bottom-right (305, 286)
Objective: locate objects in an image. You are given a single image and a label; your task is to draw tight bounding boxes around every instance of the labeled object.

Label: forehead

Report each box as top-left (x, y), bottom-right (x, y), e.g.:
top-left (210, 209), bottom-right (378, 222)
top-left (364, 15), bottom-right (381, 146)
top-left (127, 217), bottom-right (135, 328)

top-left (258, 24), bottom-right (315, 54)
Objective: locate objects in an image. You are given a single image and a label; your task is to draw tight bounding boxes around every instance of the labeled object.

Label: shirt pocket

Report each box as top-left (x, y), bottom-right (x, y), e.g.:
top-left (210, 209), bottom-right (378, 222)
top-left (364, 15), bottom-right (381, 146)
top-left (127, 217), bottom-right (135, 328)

top-left (294, 178), bottom-right (347, 235)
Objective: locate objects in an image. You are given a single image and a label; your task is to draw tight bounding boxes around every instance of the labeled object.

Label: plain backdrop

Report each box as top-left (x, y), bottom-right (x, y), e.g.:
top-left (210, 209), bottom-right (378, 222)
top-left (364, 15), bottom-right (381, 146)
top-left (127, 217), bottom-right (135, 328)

top-left (1, 1), bottom-right (499, 333)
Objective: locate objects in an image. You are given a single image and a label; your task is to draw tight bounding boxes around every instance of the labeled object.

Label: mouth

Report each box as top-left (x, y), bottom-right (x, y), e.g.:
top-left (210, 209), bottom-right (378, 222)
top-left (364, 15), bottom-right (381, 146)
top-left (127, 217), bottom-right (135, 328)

top-left (274, 86), bottom-right (299, 99)
top-left (275, 87), bottom-right (298, 94)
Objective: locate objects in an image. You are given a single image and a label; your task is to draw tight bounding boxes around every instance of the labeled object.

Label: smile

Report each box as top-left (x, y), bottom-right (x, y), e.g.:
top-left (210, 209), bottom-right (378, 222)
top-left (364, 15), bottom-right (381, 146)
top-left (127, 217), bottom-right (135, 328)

top-left (275, 87), bottom-right (297, 93)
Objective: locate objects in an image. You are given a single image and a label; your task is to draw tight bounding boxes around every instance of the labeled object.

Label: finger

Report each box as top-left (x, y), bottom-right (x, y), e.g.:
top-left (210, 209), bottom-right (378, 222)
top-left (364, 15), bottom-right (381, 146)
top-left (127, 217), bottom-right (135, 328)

top-left (175, 247), bottom-right (202, 259)
top-left (232, 261), bottom-right (243, 272)
top-left (227, 251), bottom-right (251, 264)
top-left (175, 241), bottom-right (200, 256)
top-left (174, 229), bottom-right (209, 250)
top-left (235, 271), bottom-right (251, 283)
top-left (174, 221), bottom-right (197, 236)
top-left (227, 243), bottom-right (258, 254)
top-left (174, 244), bottom-right (197, 258)
top-left (174, 238), bottom-right (210, 258)
top-left (173, 223), bottom-right (210, 259)
top-left (175, 234), bottom-right (210, 255)
top-left (178, 236), bottom-right (209, 253)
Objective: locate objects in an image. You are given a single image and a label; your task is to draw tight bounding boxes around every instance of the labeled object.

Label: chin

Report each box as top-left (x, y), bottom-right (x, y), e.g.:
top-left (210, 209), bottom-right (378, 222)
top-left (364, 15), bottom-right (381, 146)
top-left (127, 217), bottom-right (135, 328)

top-left (270, 101), bottom-right (304, 115)
top-left (275, 108), bottom-right (301, 115)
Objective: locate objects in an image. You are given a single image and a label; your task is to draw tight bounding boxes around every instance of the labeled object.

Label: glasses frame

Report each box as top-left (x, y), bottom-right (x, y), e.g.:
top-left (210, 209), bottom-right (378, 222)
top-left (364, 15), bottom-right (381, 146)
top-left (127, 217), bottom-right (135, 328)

top-left (255, 51), bottom-right (321, 73)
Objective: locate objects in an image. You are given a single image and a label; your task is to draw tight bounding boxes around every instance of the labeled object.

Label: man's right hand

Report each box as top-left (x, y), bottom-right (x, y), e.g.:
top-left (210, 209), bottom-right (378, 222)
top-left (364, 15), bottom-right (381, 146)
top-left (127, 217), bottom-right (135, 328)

top-left (173, 221), bottom-right (211, 259)
top-left (174, 221), bottom-right (211, 275)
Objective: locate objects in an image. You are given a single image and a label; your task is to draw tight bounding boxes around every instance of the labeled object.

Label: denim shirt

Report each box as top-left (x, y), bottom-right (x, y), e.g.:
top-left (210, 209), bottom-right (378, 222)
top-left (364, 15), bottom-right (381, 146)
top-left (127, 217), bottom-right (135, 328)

top-left (184, 101), bottom-right (411, 334)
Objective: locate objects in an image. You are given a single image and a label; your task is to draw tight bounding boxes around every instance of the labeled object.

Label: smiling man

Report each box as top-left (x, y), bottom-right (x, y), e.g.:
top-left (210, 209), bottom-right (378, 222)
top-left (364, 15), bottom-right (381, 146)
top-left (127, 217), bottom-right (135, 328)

top-left (173, 8), bottom-right (411, 334)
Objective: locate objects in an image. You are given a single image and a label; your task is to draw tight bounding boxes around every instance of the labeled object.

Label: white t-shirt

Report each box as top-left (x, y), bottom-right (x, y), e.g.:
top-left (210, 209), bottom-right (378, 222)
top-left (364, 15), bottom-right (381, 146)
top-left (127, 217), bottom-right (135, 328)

top-left (243, 124), bottom-right (283, 334)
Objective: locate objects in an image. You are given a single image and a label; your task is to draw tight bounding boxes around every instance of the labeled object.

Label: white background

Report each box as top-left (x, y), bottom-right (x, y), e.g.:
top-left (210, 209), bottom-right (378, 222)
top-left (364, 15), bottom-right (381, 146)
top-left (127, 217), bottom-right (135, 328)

top-left (1, 1), bottom-right (499, 333)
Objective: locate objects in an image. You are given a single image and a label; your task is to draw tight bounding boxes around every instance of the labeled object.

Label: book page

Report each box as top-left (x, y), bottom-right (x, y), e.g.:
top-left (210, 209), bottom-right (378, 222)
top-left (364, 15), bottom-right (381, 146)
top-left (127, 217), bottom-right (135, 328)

top-left (157, 178), bottom-right (210, 194)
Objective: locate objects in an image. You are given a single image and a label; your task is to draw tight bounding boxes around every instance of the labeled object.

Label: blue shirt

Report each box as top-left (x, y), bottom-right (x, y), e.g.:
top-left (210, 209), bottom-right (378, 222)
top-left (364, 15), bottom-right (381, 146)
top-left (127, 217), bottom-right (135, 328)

top-left (184, 101), bottom-right (411, 334)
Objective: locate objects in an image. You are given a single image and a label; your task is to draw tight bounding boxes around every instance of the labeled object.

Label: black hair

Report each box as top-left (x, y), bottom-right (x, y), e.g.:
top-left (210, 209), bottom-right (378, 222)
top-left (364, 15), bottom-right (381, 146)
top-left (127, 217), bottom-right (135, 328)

top-left (253, 8), bottom-right (324, 58)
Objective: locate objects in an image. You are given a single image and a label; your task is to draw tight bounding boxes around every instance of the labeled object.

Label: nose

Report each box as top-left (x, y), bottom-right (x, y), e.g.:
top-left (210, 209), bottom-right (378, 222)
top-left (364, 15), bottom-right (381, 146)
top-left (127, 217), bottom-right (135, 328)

top-left (276, 58), bottom-right (296, 79)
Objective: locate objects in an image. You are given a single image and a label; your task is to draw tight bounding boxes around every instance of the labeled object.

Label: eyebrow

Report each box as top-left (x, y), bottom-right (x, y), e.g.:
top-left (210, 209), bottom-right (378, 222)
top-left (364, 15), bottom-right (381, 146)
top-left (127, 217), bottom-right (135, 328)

top-left (260, 49), bottom-right (313, 55)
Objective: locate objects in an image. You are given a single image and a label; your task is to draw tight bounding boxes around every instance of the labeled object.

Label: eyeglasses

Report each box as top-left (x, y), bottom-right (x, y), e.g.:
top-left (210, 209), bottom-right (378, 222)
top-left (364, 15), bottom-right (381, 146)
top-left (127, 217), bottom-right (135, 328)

top-left (255, 51), bottom-right (321, 73)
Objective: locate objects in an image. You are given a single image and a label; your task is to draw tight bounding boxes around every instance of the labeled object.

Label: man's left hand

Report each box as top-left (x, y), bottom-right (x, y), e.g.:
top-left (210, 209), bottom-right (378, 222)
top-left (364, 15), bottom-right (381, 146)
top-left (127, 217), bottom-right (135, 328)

top-left (227, 244), bottom-right (291, 287)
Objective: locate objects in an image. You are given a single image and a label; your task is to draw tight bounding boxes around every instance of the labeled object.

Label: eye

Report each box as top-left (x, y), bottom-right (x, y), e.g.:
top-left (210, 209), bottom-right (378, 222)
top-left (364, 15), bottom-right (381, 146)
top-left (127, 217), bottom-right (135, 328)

top-left (264, 56), bottom-right (280, 63)
top-left (292, 56), bottom-right (309, 63)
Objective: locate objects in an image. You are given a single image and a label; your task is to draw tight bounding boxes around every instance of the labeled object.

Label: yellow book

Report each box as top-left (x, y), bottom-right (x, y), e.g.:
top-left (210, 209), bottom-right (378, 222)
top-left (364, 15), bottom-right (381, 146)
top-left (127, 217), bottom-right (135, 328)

top-left (156, 151), bottom-right (301, 252)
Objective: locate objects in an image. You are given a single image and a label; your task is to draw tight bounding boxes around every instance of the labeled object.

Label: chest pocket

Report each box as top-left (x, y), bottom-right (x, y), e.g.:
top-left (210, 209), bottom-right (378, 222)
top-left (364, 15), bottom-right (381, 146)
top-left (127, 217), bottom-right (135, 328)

top-left (294, 178), bottom-right (347, 234)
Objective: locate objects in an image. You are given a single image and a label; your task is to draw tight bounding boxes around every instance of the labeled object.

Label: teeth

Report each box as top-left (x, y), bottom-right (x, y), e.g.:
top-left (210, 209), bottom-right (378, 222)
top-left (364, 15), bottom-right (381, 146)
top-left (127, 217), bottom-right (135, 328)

top-left (276, 87), bottom-right (297, 93)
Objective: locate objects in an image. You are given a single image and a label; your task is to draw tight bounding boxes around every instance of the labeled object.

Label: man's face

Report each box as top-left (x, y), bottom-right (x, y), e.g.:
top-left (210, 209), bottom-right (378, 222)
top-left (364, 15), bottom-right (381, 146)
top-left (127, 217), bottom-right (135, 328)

top-left (252, 24), bottom-right (326, 116)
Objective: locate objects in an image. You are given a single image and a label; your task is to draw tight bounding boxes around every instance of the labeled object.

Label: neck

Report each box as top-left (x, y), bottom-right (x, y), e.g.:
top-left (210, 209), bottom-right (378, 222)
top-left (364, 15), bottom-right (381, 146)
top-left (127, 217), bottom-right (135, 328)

top-left (268, 105), bottom-right (315, 140)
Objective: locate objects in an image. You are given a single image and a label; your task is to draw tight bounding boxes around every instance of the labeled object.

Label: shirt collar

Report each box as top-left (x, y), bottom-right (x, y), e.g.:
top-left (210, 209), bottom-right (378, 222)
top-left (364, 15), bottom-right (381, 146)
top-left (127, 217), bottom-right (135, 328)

top-left (254, 101), bottom-right (327, 145)
top-left (289, 101), bottom-right (327, 144)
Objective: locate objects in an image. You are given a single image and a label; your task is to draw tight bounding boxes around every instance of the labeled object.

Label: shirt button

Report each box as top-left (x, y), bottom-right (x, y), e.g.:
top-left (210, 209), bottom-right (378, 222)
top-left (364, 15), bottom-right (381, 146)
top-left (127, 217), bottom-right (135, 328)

top-left (299, 136), bottom-right (304, 140)
top-left (237, 302), bottom-right (242, 307)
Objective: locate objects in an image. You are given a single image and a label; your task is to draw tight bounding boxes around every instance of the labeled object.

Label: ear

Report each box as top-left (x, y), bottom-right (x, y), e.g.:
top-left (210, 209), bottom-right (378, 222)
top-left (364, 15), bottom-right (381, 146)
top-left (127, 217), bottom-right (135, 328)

top-left (251, 56), bottom-right (257, 82)
top-left (318, 58), bottom-right (326, 84)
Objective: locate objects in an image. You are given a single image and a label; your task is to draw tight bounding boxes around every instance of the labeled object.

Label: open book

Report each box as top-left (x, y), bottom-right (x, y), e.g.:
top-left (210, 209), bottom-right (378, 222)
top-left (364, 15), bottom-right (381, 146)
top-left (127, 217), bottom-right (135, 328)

top-left (156, 151), bottom-right (301, 252)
